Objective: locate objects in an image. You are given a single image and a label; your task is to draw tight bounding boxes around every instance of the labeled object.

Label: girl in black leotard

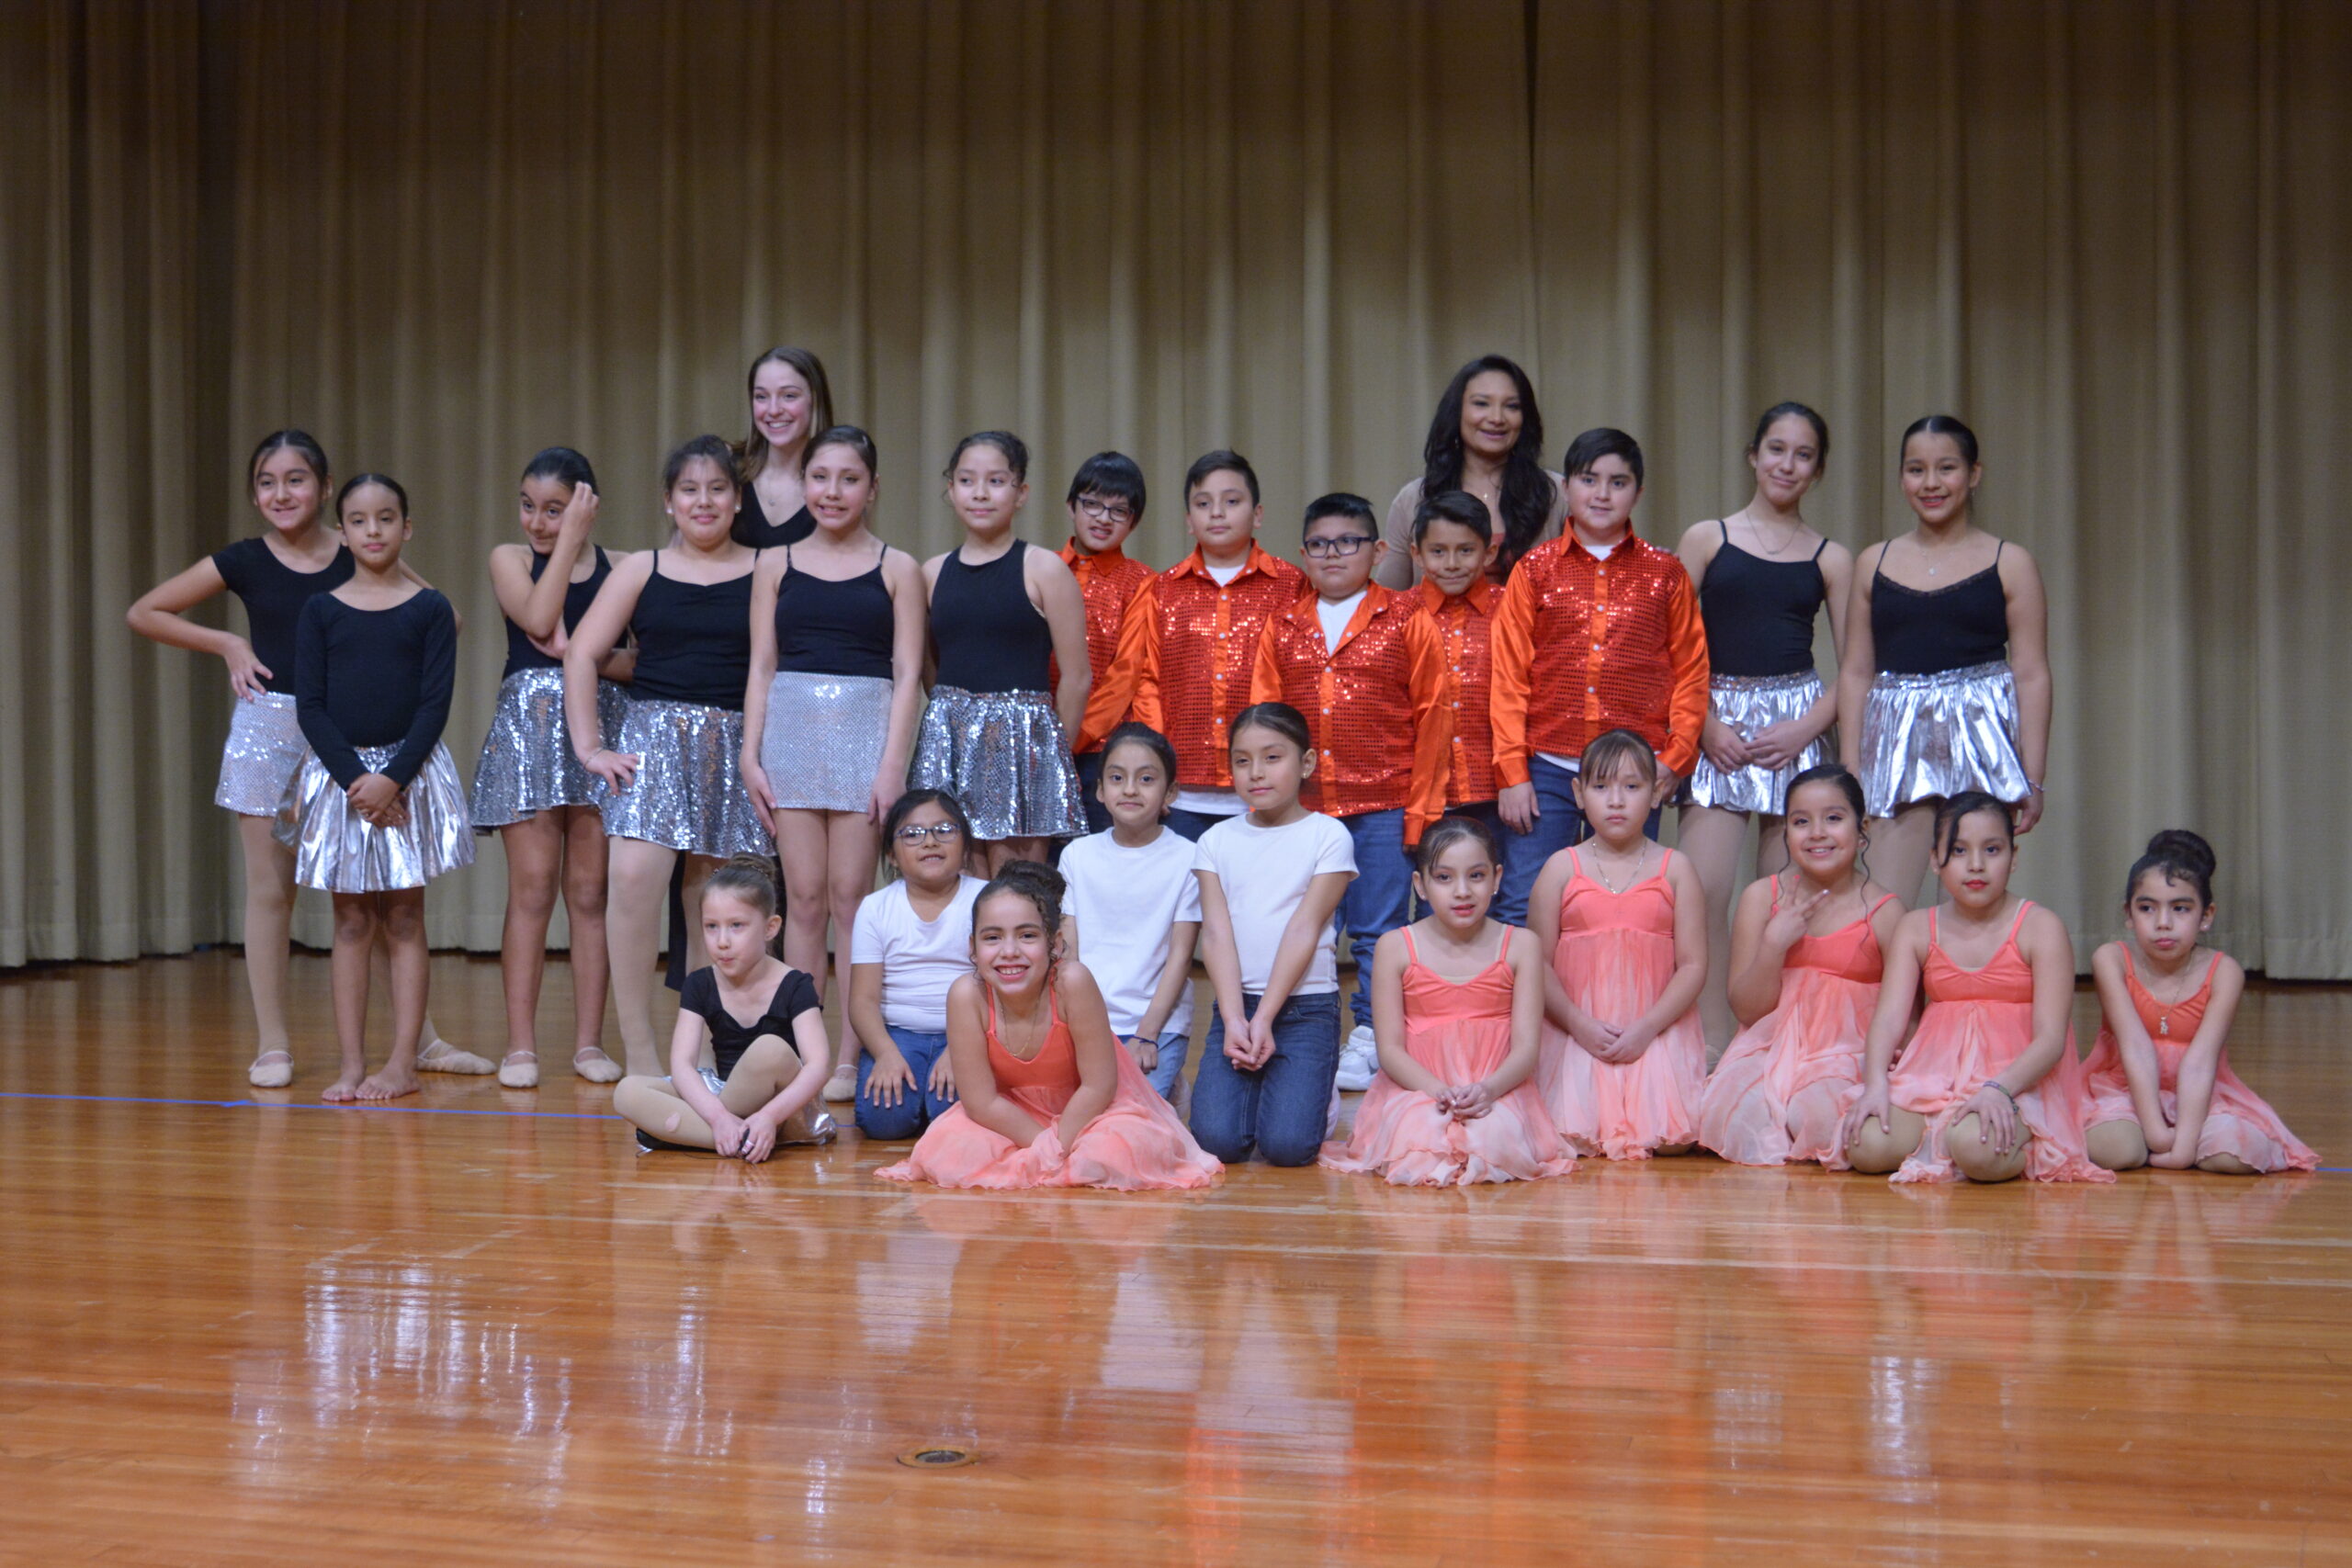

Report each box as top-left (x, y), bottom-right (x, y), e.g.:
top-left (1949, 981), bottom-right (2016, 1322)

top-left (1675, 403), bottom-right (1856, 1052)
top-left (128, 431), bottom-right (479, 1089)
top-left (1838, 415), bottom-right (2052, 908)
top-left (473, 447), bottom-right (636, 1089)
top-left (565, 435), bottom-right (766, 1076)
top-left (741, 426), bottom-right (928, 1102)
top-left (281, 474), bottom-right (473, 1104)
top-left (731, 346), bottom-right (835, 548)
top-left (911, 432), bottom-right (1095, 871)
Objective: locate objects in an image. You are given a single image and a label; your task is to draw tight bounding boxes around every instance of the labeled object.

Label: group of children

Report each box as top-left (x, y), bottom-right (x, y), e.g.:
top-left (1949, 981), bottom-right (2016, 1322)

top-left (127, 347), bottom-right (2314, 1190)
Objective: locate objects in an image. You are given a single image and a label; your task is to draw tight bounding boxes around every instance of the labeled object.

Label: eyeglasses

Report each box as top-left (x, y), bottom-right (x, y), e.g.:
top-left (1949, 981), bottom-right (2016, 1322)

top-left (1302, 534), bottom-right (1376, 558)
top-left (1076, 495), bottom-right (1136, 527)
top-left (895, 822), bottom-right (964, 844)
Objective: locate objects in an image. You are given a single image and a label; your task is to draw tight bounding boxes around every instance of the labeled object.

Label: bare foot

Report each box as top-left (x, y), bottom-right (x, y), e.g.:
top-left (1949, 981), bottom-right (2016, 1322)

top-left (322, 1072), bottom-right (364, 1103)
top-left (571, 1047), bottom-right (622, 1085)
top-left (249, 1051), bottom-right (295, 1089)
top-left (356, 1065), bottom-right (421, 1100)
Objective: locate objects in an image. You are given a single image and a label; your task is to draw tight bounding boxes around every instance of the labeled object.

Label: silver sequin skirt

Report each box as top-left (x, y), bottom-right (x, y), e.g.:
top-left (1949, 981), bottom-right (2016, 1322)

top-left (594, 696), bottom-right (767, 857)
top-left (470, 669), bottom-right (628, 829)
top-left (909, 684), bottom-right (1086, 841)
top-left (760, 671), bottom-right (893, 813)
top-left (1683, 671), bottom-right (1835, 815)
top-left (277, 742), bottom-right (477, 892)
top-left (1857, 660), bottom-right (2030, 817)
top-left (215, 693), bottom-right (308, 816)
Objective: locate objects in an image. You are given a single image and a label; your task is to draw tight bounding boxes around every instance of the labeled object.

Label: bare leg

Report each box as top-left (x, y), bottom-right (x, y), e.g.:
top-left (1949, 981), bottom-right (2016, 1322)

top-left (1871, 802), bottom-right (1939, 912)
top-left (356, 889), bottom-right (428, 1100)
top-left (680, 852), bottom-right (720, 977)
top-left (322, 893), bottom-right (377, 1102)
top-left (1945, 1110), bottom-right (2030, 1183)
top-left (1676, 803), bottom-right (1750, 1058)
top-left (605, 837), bottom-right (679, 1075)
top-left (1845, 1105), bottom-right (1927, 1173)
top-left (2086, 1119), bottom-right (2150, 1171)
top-left (825, 808), bottom-right (881, 1080)
top-left (613, 1034), bottom-right (828, 1154)
top-left (560, 806), bottom-right (618, 1081)
top-left (989, 838), bottom-right (1051, 874)
top-left (495, 812), bottom-right (565, 1086)
top-left (236, 815), bottom-right (298, 1085)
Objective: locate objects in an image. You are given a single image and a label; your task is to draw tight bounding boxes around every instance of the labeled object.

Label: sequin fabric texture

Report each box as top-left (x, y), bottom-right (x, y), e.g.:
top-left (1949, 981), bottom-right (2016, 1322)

top-left (470, 669), bottom-right (627, 828)
top-left (1411, 578), bottom-right (1500, 808)
top-left (1104, 545), bottom-right (1306, 787)
top-left (594, 696), bottom-right (767, 856)
top-left (1249, 582), bottom-right (1450, 829)
top-left (215, 692), bottom-right (309, 815)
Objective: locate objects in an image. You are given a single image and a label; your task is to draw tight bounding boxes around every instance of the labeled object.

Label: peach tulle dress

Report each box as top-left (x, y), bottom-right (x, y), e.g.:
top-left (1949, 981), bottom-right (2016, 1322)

top-left (1537, 848), bottom-right (1708, 1160)
top-left (875, 990), bottom-right (1223, 1191)
top-left (1699, 887), bottom-right (1896, 1167)
top-left (1320, 928), bottom-right (1575, 1186)
top-left (2080, 951), bottom-right (2316, 1173)
top-left (1881, 902), bottom-right (2110, 1184)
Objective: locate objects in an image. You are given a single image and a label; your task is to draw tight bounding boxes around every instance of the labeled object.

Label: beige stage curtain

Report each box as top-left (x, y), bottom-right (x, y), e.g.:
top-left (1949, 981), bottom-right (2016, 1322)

top-left (4, 1), bottom-right (2346, 975)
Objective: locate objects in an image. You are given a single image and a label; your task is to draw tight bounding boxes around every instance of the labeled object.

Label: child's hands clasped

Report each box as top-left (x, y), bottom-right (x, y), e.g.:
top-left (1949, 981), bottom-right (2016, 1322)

top-left (346, 773), bottom-right (407, 828)
top-left (1440, 1080), bottom-right (1498, 1121)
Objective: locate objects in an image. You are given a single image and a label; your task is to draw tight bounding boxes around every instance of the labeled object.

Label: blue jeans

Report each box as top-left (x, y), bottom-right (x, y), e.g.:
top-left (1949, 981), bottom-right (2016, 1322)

top-left (1189, 991), bottom-right (1342, 1167)
top-left (1164, 806), bottom-right (1237, 843)
top-left (1496, 757), bottom-right (1660, 926)
top-left (854, 1026), bottom-right (958, 1138)
top-left (1073, 750), bottom-right (1112, 835)
top-left (1335, 808), bottom-right (1412, 1032)
top-left (1135, 1027), bottom-right (1192, 1101)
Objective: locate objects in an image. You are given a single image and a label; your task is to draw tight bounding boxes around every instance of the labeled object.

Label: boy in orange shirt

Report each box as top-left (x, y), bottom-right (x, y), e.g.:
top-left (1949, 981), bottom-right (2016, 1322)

top-left (1056, 451), bottom-right (1156, 832)
top-left (1490, 428), bottom-right (1709, 925)
top-left (1082, 451), bottom-right (1306, 841)
top-left (1407, 488), bottom-right (1505, 829)
top-left (1250, 493), bottom-right (1448, 1081)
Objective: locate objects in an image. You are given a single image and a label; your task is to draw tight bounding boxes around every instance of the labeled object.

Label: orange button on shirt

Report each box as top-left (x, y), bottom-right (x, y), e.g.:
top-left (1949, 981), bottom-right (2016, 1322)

top-left (1489, 533), bottom-right (1708, 786)
top-left (1410, 577), bottom-right (1500, 810)
top-left (1055, 539), bottom-right (1155, 743)
top-left (1081, 544), bottom-right (1306, 784)
top-left (1248, 583), bottom-right (1449, 840)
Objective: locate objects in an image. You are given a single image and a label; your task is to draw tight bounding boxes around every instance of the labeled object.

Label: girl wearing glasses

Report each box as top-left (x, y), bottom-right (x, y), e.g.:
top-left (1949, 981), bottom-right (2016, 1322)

top-left (846, 790), bottom-right (987, 1138)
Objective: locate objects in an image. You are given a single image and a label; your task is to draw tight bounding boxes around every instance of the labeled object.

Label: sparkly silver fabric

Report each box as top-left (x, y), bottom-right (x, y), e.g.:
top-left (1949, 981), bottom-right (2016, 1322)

top-left (470, 669), bottom-right (628, 829)
top-left (1683, 671), bottom-right (1835, 815)
top-left (760, 671), bottom-right (894, 812)
top-left (278, 742), bottom-right (477, 892)
top-left (1858, 660), bottom-right (2030, 817)
top-left (594, 696), bottom-right (766, 857)
top-left (910, 684), bottom-right (1086, 841)
top-left (214, 693), bottom-right (308, 816)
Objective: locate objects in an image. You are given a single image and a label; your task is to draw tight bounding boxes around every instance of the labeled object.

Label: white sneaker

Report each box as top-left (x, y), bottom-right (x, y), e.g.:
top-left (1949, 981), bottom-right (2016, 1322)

top-left (1334, 1025), bottom-right (1378, 1092)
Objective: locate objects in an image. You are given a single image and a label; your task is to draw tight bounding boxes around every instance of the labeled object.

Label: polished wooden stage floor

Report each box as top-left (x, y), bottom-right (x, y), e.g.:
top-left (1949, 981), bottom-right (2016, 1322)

top-left (4, 951), bottom-right (2348, 1564)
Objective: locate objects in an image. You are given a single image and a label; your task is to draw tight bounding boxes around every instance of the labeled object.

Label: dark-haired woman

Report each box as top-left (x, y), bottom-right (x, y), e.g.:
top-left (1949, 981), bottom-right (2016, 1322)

top-left (473, 447), bottom-right (633, 1089)
top-left (1676, 403), bottom-right (1852, 1053)
top-left (128, 431), bottom-right (479, 1089)
top-left (565, 435), bottom-right (766, 1077)
top-left (1373, 355), bottom-right (1566, 590)
top-left (732, 346), bottom-right (835, 548)
top-left (1838, 416), bottom-right (2052, 909)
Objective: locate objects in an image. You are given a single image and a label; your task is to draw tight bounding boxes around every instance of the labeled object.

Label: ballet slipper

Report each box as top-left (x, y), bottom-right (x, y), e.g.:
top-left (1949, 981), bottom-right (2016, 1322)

top-left (418, 1040), bottom-right (496, 1075)
top-left (498, 1052), bottom-right (540, 1089)
top-left (571, 1047), bottom-right (623, 1085)
top-left (822, 1063), bottom-right (858, 1103)
top-left (248, 1051), bottom-right (294, 1089)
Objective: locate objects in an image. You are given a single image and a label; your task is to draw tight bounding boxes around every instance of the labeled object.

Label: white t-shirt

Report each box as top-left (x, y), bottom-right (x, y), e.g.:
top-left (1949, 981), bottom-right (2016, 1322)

top-left (1061, 828), bottom-right (1203, 1038)
top-left (1316, 590), bottom-right (1364, 654)
top-left (850, 874), bottom-right (985, 1032)
top-left (1193, 812), bottom-right (1357, 995)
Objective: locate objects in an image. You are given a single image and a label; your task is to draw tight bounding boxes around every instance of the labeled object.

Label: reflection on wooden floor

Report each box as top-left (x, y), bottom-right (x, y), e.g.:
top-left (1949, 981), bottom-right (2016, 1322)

top-left (3, 951), bottom-right (2348, 1564)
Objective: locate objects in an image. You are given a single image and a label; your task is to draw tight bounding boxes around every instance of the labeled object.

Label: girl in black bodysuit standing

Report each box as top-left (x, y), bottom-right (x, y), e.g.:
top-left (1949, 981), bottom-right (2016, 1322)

top-left (1838, 415), bottom-right (2052, 908)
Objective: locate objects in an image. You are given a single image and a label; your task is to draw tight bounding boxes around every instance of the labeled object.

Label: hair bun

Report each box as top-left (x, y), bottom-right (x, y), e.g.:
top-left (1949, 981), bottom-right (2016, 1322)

top-left (2144, 829), bottom-right (2216, 879)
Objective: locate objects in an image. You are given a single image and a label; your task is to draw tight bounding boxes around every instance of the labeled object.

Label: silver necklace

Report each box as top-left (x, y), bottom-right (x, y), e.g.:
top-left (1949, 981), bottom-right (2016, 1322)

top-left (1589, 842), bottom-right (1650, 895)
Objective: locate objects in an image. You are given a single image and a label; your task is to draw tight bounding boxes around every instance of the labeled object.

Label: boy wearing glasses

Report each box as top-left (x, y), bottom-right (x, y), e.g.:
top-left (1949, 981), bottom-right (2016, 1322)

top-left (1057, 453), bottom-right (1157, 831)
top-left (1086, 451), bottom-right (1306, 841)
top-left (1250, 493), bottom-right (1448, 1088)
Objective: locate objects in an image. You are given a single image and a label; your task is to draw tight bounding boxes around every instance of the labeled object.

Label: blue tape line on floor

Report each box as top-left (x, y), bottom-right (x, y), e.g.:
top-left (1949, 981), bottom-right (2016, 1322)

top-left (0, 1090), bottom-right (619, 1121)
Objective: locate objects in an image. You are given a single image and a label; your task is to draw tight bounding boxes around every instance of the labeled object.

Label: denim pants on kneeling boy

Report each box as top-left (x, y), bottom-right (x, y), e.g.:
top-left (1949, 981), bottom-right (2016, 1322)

top-left (854, 1026), bottom-right (958, 1138)
top-left (1188, 991), bottom-right (1342, 1167)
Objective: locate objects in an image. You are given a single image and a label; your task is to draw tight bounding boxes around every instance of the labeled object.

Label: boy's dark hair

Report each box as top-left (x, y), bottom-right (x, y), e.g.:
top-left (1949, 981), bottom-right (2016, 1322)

top-left (1410, 488), bottom-right (1492, 547)
top-left (1561, 426), bottom-right (1645, 489)
top-left (1184, 449), bottom-right (1260, 506)
top-left (1302, 492), bottom-right (1376, 537)
top-left (1066, 451), bottom-right (1147, 522)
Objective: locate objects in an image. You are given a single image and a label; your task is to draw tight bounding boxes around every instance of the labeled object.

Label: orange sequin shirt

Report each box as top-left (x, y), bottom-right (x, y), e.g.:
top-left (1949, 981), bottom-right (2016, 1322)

top-left (1082, 543), bottom-right (1307, 783)
top-left (1248, 584), bottom-right (1450, 837)
top-left (1055, 539), bottom-right (1155, 743)
top-left (1489, 532), bottom-right (1709, 785)
top-left (1411, 577), bottom-right (1500, 809)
